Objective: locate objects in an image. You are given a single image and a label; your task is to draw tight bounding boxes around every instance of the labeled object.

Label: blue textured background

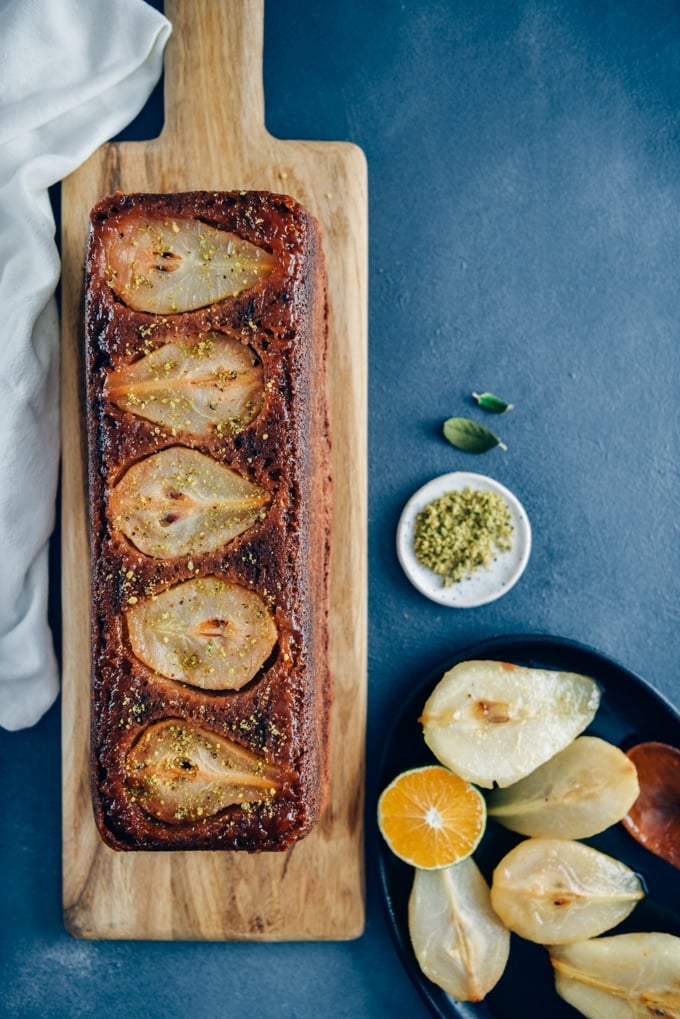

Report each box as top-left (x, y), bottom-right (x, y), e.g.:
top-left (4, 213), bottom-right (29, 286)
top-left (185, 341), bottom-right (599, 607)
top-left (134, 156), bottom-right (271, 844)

top-left (2, 1), bottom-right (679, 1017)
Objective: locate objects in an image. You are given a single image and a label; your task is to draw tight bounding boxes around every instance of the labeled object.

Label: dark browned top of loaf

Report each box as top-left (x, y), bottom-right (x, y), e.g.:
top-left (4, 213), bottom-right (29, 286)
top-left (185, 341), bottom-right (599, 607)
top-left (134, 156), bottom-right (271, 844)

top-left (85, 190), bottom-right (331, 851)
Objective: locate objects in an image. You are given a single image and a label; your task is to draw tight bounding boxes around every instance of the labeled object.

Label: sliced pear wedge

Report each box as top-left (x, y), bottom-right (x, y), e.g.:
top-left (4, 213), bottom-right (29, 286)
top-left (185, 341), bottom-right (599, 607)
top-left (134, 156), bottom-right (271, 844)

top-left (490, 837), bottom-right (644, 944)
top-left (420, 660), bottom-right (600, 789)
top-left (126, 718), bottom-right (283, 824)
top-left (103, 210), bottom-right (275, 313)
top-left (126, 576), bottom-right (277, 690)
top-left (408, 857), bottom-right (510, 1002)
top-left (550, 933), bottom-right (680, 1019)
top-left (109, 447), bottom-right (270, 558)
top-left (486, 736), bottom-right (640, 839)
top-left (107, 332), bottom-right (264, 436)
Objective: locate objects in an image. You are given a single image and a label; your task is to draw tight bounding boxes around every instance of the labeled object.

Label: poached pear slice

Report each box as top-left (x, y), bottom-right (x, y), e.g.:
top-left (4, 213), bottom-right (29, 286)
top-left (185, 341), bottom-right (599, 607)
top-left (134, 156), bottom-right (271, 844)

top-left (408, 857), bottom-right (510, 1002)
top-left (109, 446), bottom-right (270, 559)
top-left (490, 837), bottom-right (644, 944)
top-left (126, 718), bottom-right (283, 824)
top-left (126, 576), bottom-right (277, 690)
top-left (623, 741), bottom-right (680, 870)
top-left (107, 332), bottom-right (264, 436)
top-left (486, 736), bottom-right (640, 839)
top-left (103, 210), bottom-right (274, 313)
top-left (420, 660), bottom-right (600, 789)
top-left (550, 933), bottom-right (680, 1019)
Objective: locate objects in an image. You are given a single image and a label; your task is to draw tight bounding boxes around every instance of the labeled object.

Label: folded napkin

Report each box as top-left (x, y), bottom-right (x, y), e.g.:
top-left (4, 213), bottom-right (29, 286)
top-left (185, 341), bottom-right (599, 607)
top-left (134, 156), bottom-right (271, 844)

top-left (0, 0), bottom-right (171, 730)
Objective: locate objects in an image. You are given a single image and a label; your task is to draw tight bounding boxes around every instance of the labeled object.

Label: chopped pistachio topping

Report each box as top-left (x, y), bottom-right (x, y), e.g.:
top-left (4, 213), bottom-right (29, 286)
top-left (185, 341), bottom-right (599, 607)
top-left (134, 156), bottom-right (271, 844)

top-left (413, 487), bottom-right (513, 586)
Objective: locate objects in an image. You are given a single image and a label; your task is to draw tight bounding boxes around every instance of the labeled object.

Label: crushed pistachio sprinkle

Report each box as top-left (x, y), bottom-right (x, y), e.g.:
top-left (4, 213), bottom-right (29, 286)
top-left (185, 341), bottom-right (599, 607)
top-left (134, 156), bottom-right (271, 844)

top-left (413, 486), bottom-right (514, 586)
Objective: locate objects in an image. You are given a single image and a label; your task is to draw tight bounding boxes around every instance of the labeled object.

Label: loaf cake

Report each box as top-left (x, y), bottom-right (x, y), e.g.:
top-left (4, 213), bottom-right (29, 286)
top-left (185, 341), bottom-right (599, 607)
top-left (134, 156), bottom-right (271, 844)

top-left (84, 191), bottom-right (331, 852)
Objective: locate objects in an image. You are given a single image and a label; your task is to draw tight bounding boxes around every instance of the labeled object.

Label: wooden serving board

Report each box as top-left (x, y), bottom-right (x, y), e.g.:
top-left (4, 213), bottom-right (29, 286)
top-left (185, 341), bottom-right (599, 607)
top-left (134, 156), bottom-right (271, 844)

top-left (60, 0), bottom-right (367, 941)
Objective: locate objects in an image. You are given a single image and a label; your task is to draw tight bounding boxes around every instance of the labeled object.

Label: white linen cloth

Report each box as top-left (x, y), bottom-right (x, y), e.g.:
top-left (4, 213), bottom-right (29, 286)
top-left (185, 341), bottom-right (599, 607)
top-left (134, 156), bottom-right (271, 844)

top-left (0, 0), bottom-right (171, 730)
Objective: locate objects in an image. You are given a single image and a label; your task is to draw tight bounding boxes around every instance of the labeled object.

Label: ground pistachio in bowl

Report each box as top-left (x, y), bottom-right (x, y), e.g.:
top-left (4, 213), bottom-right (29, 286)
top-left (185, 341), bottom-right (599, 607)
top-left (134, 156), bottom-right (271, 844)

top-left (396, 472), bottom-right (531, 607)
top-left (413, 486), bottom-right (514, 587)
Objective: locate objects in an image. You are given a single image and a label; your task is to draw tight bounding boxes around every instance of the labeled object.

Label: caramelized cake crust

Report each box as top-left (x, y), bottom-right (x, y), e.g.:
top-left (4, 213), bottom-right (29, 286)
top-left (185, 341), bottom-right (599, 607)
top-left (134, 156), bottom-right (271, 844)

top-left (85, 191), bottom-right (331, 851)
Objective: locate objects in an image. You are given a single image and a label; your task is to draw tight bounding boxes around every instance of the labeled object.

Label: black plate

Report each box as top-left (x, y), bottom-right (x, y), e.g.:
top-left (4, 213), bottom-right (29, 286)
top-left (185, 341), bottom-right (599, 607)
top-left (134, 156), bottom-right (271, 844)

top-left (377, 634), bottom-right (680, 1019)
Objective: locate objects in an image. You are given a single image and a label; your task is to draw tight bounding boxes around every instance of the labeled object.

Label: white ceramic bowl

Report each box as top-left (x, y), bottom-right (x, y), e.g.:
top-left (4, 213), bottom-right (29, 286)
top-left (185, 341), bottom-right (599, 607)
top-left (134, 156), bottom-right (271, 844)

top-left (396, 472), bottom-right (531, 607)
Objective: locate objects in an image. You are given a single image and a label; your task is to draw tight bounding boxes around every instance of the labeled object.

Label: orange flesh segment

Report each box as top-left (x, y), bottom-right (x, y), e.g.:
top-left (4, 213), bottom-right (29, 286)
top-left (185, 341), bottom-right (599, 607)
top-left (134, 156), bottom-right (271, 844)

top-left (378, 765), bottom-right (486, 870)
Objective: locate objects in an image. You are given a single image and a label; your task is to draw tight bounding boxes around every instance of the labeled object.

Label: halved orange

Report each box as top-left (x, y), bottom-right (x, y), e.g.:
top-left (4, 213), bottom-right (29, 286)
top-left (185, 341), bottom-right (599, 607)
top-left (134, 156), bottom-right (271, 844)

top-left (378, 764), bottom-right (487, 870)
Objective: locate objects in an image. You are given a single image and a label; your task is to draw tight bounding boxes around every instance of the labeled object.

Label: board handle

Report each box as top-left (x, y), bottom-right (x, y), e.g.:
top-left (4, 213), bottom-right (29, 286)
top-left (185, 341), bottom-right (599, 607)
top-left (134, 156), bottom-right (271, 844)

top-left (162, 0), bottom-right (267, 145)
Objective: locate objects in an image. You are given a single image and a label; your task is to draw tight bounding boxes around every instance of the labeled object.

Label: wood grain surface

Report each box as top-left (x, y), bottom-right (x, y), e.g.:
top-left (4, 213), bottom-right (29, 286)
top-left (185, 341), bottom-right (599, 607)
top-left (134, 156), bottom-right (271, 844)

top-left (60, 0), bottom-right (367, 941)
